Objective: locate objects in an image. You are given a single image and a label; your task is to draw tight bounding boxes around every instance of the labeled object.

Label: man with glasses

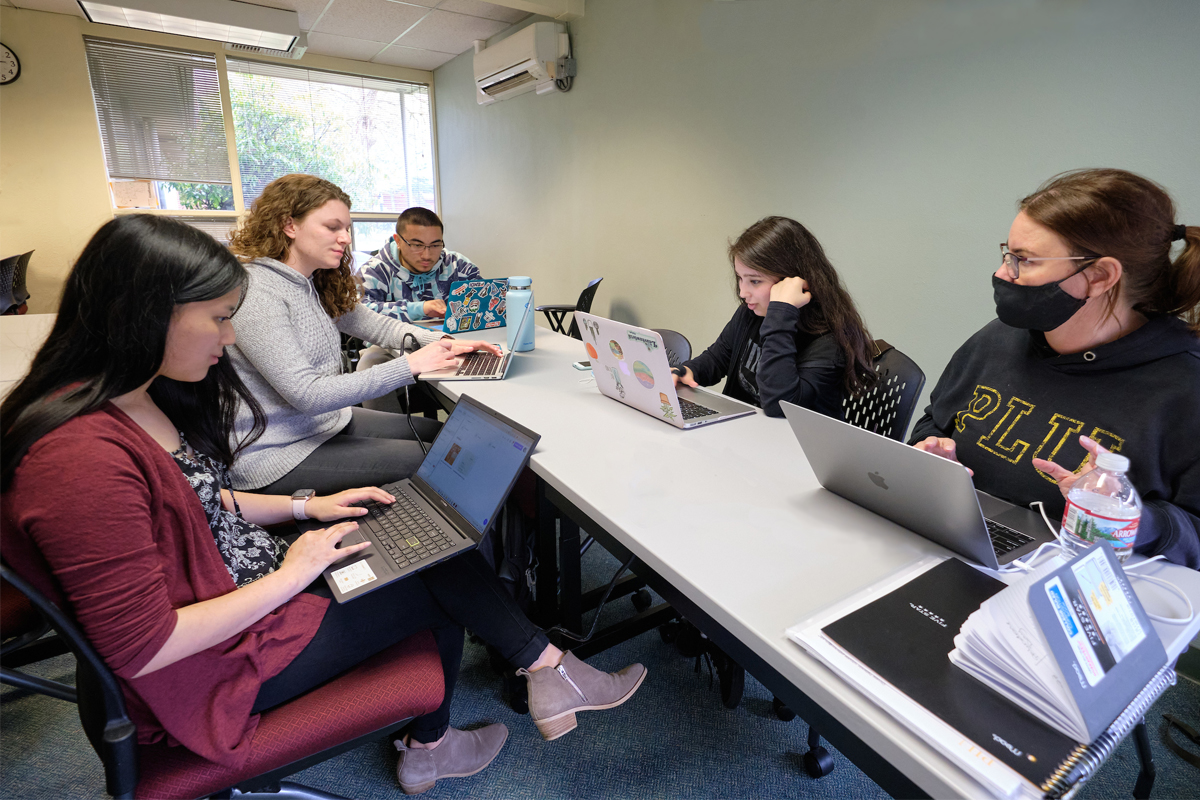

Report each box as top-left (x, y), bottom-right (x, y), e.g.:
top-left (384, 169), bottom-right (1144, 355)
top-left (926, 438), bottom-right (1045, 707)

top-left (361, 206), bottom-right (482, 324)
top-left (359, 207), bottom-right (483, 413)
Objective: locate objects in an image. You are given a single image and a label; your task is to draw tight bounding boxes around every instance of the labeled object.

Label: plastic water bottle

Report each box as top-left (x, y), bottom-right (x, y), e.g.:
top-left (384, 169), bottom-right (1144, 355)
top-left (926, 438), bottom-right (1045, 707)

top-left (506, 276), bottom-right (535, 352)
top-left (1059, 452), bottom-right (1141, 563)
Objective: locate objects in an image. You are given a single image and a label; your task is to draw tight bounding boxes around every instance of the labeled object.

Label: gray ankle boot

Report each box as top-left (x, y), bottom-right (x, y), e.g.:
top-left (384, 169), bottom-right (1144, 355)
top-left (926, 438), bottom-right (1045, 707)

top-left (518, 652), bottom-right (647, 740)
top-left (394, 724), bottom-right (508, 794)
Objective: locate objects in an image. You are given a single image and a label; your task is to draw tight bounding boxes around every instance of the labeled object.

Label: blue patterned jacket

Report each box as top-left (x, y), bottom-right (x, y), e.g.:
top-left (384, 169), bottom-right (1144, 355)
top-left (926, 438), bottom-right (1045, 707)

top-left (361, 239), bottom-right (481, 322)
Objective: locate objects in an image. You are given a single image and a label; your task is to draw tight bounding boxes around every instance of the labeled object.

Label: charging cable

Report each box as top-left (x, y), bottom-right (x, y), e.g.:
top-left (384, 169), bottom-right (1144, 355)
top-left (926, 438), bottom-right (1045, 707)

top-left (1017, 501), bottom-right (1193, 623)
top-left (546, 553), bottom-right (637, 643)
top-left (400, 332), bottom-right (428, 456)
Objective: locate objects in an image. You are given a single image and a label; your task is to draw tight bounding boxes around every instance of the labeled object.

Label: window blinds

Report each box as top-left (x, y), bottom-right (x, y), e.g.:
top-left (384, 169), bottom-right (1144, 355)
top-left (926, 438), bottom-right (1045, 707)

top-left (84, 37), bottom-right (232, 184)
top-left (226, 58), bottom-right (435, 211)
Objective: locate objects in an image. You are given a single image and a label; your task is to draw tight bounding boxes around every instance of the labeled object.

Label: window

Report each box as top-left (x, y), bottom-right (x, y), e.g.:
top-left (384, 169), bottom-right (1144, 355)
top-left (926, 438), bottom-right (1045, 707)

top-left (83, 37), bottom-right (436, 237)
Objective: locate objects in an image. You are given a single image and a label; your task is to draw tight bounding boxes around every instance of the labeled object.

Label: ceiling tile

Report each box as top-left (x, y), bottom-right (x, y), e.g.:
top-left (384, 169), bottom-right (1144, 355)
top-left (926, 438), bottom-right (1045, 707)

top-left (314, 0), bottom-right (429, 43)
top-left (436, 0), bottom-right (530, 24)
top-left (305, 31), bottom-right (386, 61)
top-left (373, 44), bottom-right (453, 70)
top-left (10, 0), bottom-right (86, 16)
top-left (386, 0), bottom-right (438, 7)
top-left (243, 0), bottom-right (336, 32)
top-left (395, 9), bottom-right (507, 54)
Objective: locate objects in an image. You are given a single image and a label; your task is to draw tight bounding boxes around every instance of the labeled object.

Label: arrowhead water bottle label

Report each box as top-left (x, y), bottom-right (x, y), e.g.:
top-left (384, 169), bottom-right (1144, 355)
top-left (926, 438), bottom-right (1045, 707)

top-left (1061, 499), bottom-right (1140, 549)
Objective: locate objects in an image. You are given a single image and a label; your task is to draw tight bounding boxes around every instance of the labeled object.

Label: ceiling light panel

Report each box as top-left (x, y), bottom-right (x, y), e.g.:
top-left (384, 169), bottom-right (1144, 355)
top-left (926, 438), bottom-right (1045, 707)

top-left (79, 0), bottom-right (299, 50)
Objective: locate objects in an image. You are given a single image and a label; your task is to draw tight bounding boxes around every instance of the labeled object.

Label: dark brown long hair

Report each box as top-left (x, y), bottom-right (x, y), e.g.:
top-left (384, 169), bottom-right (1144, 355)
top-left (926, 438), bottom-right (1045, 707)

top-left (1020, 169), bottom-right (1200, 331)
top-left (730, 216), bottom-right (878, 395)
top-left (228, 174), bottom-right (358, 318)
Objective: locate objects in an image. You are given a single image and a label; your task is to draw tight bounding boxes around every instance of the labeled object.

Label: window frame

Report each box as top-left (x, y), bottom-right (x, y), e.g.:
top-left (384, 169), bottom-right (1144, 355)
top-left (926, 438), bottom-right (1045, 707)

top-left (85, 36), bottom-right (439, 229)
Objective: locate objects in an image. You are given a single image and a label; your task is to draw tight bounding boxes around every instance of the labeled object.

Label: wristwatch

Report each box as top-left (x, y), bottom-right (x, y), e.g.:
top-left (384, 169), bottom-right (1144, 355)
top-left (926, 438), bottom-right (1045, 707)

top-left (291, 489), bottom-right (316, 521)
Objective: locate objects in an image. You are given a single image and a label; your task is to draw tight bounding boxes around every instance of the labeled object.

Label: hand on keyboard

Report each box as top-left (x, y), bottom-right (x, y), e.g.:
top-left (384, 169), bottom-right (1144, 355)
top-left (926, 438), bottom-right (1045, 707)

top-left (303, 487), bottom-right (396, 522)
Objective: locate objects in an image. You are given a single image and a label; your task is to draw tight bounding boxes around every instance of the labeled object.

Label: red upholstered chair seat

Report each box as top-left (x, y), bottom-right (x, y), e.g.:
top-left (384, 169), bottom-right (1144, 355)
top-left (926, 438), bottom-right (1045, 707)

top-left (135, 630), bottom-right (444, 800)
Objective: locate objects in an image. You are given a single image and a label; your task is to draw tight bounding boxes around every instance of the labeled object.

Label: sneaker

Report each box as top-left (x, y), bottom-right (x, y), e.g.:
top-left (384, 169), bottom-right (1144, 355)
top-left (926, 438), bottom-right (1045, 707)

top-left (518, 652), bottom-right (647, 740)
top-left (394, 723), bottom-right (508, 795)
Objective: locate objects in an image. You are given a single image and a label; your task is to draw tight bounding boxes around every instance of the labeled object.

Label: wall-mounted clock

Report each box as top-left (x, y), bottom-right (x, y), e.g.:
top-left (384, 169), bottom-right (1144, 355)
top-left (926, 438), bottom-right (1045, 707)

top-left (1, 43), bottom-right (21, 85)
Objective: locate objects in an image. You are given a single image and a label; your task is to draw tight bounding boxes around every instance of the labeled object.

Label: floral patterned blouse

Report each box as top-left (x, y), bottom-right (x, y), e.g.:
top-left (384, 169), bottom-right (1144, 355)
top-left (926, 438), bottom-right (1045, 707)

top-left (170, 435), bottom-right (288, 587)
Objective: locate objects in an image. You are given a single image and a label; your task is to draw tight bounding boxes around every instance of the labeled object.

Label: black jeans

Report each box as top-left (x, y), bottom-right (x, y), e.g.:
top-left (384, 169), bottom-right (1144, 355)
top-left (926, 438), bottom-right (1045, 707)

top-left (252, 551), bottom-right (550, 744)
top-left (256, 406), bottom-right (443, 496)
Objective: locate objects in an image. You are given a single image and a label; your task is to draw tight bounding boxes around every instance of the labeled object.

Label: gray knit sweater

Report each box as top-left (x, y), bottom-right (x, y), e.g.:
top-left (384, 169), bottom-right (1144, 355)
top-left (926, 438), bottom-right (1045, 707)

top-left (227, 257), bottom-right (443, 490)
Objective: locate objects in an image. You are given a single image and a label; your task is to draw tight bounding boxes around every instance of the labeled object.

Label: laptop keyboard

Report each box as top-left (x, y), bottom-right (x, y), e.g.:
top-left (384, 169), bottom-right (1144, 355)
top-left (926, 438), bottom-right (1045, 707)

top-left (679, 397), bottom-right (718, 420)
top-left (986, 519), bottom-right (1035, 556)
top-left (455, 351), bottom-right (502, 377)
top-left (359, 492), bottom-right (456, 568)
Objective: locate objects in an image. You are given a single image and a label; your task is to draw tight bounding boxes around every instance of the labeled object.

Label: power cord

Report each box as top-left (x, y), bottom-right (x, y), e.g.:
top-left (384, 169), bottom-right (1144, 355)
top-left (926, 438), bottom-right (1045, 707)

top-left (546, 553), bottom-right (637, 643)
top-left (401, 332), bottom-right (428, 456)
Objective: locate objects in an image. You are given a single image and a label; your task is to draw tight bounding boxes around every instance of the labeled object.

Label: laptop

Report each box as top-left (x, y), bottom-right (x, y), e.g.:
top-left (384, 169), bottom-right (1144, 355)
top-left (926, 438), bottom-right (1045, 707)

top-left (303, 394), bottom-right (540, 602)
top-left (415, 347), bottom-right (514, 381)
top-left (443, 278), bottom-right (508, 334)
top-left (779, 401), bottom-right (1056, 570)
top-left (575, 312), bottom-right (757, 429)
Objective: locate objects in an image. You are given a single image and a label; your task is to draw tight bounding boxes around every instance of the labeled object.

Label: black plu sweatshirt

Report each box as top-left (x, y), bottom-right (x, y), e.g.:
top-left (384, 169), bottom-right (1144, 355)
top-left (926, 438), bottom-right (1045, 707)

top-left (910, 316), bottom-right (1200, 569)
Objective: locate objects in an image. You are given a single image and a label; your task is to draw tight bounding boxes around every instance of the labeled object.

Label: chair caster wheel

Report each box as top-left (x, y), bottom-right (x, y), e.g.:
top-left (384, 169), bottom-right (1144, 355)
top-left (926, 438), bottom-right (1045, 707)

top-left (631, 588), bottom-right (652, 612)
top-left (772, 696), bottom-right (796, 721)
top-left (803, 746), bottom-right (835, 778)
top-left (658, 620), bottom-right (680, 644)
top-left (674, 621), bottom-right (705, 658)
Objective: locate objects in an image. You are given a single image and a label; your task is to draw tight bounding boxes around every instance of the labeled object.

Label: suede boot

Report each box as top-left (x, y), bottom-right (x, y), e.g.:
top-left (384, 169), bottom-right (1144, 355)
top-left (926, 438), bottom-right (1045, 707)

top-left (518, 652), bottom-right (647, 740)
top-left (394, 723), bottom-right (508, 795)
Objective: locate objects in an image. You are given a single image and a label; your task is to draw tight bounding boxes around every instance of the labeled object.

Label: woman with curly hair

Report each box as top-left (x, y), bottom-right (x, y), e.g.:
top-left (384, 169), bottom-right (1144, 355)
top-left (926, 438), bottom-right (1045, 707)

top-left (226, 174), bottom-right (499, 495)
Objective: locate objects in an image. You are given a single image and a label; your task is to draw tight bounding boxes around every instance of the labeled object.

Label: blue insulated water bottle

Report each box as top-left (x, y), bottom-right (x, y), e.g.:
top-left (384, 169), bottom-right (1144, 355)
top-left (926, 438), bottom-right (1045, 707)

top-left (506, 276), bottom-right (535, 352)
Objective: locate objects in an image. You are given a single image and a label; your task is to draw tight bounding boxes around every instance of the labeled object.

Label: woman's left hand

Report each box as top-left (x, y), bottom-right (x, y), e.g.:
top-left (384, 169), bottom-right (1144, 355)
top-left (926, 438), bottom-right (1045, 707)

top-left (304, 487), bottom-right (396, 521)
top-left (443, 337), bottom-right (502, 356)
top-left (1031, 435), bottom-right (1109, 498)
top-left (770, 276), bottom-right (812, 308)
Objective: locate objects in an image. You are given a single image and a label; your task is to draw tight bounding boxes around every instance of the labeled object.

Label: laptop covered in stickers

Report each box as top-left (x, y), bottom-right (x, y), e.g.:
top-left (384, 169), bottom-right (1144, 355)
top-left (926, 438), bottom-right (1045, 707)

top-left (443, 278), bottom-right (507, 334)
top-left (575, 312), bottom-right (757, 429)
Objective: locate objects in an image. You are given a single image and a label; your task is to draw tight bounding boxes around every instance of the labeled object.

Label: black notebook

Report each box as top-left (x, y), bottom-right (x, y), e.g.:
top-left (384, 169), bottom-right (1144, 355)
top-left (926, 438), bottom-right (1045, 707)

top-left (820, 557), bottom-right (1173, 795)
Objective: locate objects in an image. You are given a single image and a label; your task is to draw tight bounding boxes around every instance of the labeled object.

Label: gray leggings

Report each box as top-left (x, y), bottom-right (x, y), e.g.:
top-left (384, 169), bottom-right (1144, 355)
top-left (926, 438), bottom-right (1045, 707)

top-left (255, 406), bottom-right (442, 496)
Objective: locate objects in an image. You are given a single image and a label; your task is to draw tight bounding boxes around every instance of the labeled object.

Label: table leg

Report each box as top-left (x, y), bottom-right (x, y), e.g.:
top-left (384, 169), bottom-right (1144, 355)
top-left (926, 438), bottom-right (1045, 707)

top-left (534, 478), bottom-right (561, 631)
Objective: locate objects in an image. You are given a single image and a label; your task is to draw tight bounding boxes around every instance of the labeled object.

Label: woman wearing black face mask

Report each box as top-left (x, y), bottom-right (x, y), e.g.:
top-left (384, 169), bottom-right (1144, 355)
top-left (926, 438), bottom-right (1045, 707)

top-left (909, 168), bottom-right (1200, 568)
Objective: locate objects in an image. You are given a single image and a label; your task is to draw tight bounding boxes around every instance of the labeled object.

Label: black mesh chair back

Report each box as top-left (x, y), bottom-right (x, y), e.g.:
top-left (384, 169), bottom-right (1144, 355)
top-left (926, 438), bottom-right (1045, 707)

top-left (537, 278), bottom-right (603, 340)
top-left (842, 339), bottom-right (926, 442)
top-left (651, 329), bottom-right (692, 368)
top-left (1, 250), bottom-right (33, 314)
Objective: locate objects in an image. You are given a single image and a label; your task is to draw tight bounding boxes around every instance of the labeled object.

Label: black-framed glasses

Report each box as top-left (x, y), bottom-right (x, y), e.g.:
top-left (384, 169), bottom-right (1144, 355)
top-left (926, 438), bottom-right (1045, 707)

top-left (397, 233), bottom-right (445, 254)
top-left (999, 243), bottom-right (1097, 281)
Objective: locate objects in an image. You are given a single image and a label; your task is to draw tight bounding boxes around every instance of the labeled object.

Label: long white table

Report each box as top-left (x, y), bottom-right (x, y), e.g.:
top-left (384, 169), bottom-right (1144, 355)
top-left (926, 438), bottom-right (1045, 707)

top-left (428, 325), bottom-right (1200, 799)
top-left (0, 314), bottom-right (55, 398)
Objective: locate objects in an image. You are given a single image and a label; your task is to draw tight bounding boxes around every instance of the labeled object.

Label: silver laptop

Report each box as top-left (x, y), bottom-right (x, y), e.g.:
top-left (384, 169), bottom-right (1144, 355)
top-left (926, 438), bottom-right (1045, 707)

top-left (780, 401), bottom-right (1056, 569)
top-left (415, 347), bottom-right (513, 381)
top-left (575, 312), bottom-right (757, 429)
top-left (302, 394), bottom-right (539, 602)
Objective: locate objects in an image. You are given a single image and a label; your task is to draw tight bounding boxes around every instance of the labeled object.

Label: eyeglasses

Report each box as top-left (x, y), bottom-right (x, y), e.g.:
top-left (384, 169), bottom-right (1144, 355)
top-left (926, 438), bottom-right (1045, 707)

top-left (397, 233), bottom-right (445, 255)
top-left (999, 243), bottom-right (1097, 281)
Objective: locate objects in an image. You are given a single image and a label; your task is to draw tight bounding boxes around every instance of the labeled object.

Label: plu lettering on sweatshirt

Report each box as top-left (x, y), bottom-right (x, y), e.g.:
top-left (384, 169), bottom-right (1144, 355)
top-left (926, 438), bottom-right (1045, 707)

top-left (954, 385), bottom-right (1125, 484)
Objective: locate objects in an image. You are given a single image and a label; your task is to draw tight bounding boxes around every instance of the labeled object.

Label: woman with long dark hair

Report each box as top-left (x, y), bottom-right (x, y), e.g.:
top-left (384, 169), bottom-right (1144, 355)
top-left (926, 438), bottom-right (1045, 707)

top-left (225, 174), bottom-right (500, 496)
top-left (1, 216), bottom-right (646, 794)
top-left (912, 168), bottom-right (1200, 568)
top-left (674, 216), bottom-right (877, 418)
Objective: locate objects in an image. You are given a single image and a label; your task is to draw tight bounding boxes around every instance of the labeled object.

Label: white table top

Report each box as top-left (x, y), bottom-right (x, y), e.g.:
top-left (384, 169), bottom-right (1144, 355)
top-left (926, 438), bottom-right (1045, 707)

top-left (0, 314), bottom-right (55, 398)
top-left (431, 326), bottom-right (1200, 799)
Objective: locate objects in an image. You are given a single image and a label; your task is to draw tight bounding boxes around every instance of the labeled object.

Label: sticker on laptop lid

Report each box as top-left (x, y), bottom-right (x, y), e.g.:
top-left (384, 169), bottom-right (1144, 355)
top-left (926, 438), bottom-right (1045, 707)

top-left (332, 559), bottom-right (378, 594)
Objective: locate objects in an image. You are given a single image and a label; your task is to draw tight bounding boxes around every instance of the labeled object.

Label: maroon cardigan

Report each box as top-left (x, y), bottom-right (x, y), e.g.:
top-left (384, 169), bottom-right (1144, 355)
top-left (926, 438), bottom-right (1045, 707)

top-left (1, 405), bottom-right (328, 767)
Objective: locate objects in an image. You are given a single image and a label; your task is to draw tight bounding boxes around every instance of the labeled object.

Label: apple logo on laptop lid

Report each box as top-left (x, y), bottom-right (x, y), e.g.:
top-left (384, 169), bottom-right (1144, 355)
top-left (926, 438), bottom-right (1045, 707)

top-left (868, 471), bottom-right (889, 490)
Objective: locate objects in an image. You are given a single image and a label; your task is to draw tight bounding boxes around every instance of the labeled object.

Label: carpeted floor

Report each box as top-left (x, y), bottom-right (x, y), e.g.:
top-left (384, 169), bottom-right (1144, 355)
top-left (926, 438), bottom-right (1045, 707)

top-left (4, 547), bottom-right (1199, 799)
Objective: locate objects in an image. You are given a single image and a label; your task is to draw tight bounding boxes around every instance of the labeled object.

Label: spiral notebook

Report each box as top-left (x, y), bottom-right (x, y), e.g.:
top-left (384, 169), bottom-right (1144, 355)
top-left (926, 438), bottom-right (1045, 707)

top-left (788, 555), bottom-right (1174, 799)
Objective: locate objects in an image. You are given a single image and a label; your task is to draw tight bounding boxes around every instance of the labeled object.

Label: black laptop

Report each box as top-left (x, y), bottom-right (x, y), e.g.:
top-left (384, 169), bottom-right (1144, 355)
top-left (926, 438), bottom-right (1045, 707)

top-left (303, 394), bottom-right (539, 602)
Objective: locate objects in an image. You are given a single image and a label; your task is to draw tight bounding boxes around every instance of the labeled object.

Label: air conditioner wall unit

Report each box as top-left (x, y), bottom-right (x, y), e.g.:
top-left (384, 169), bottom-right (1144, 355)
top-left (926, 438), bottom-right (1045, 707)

top-left (474, 22), bottom-right (568, 105)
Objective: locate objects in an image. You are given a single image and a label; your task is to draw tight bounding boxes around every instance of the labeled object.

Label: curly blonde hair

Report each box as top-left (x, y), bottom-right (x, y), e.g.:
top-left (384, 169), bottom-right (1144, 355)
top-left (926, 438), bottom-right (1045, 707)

top-left (228, 174), bottom-right (359, 318)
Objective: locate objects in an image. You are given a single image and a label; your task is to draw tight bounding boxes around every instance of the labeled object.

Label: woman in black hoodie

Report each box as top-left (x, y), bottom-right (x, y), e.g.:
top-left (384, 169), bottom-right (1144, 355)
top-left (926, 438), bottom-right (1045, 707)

top-left (911, 169), bottom-right (1200, 569)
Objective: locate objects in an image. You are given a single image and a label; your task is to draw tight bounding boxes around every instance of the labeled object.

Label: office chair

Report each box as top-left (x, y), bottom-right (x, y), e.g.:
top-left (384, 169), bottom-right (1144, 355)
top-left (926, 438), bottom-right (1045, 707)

top-left (0, 563), bottom-right (445, 800)
top-left (842, 339), bottom-right (926, 442)
top-left (1, 250), bottom-right (33, 315)
top-left (650, 329), bottom-right (691, 368)
top-left (1, 574), bottom-right (75, 703)
top-left (536, 277), bottom-right (602, 340)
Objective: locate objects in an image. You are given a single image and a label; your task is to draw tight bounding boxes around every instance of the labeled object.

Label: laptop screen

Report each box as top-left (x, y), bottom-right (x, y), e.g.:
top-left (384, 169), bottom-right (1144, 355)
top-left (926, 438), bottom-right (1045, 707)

top-left (415, 400), bottom-right (535, 534)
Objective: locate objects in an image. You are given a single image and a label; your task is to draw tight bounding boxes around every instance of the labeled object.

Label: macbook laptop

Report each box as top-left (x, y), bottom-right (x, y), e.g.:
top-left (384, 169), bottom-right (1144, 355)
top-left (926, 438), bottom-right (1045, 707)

top-left (575, 312), bottom-right (757, 429)
top-left (415, 347), bottom-right (513, 381)
top-left (302, 394), bottom-right (539, 602)
top-left (779, 400), bottom-right (1056, 570)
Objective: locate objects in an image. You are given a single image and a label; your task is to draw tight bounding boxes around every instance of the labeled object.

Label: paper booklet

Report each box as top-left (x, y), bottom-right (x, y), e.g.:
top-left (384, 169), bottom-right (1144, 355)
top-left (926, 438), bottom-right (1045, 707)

top-left (443, 278), bottom-right (507, 333)
top-left (788, 554), bottom-right (1175, 799)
